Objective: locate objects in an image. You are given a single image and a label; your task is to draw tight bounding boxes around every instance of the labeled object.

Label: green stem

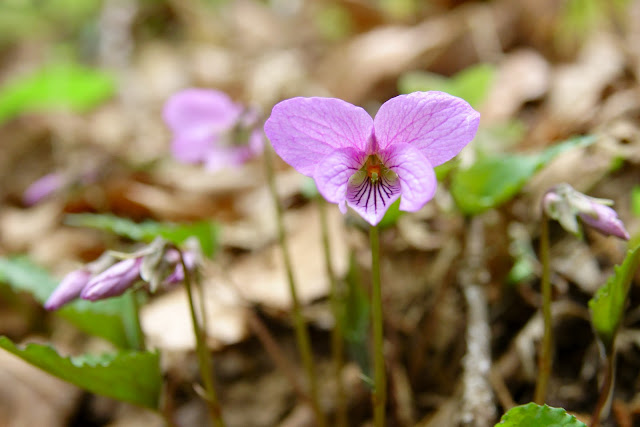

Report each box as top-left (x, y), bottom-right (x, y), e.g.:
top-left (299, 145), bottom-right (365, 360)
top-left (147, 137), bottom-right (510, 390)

top-left (319, 198), bottom-right (347, 427)
top-left (590, 346), bottom-right (616, 427)
top-left (195, 272), bottom-right (208, 335)
top-left (180, 249), bottom-right (225, 427)
top-left (534, 214), bottom-right (552, 404)
top-left (370, 225), bottom-right (386, 427)
top-left (264, 147), bottom-right (326, 427)
top-left (126, 290), bottom-right (145, 351)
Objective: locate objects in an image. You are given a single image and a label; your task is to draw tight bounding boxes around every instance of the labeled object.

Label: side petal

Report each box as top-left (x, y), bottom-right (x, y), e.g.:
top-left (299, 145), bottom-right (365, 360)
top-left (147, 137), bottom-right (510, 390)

top-left (314, 147), bottom-right (366, 207)
top-left (264, 97), bottom-right (374, 176)
top-left (380, 143), bottom-right (437, 212)
top-left (163, 89), bottom-right (242, 134)
top-left (373, 91), bottom-right (480, 166)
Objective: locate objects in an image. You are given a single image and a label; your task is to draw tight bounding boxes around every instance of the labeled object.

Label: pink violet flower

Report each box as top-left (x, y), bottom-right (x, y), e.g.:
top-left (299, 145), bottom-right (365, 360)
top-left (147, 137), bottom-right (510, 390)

top-left (163, 88), bottom-right (264, 171)
top-left (264, 92), bottom-right (480, 225)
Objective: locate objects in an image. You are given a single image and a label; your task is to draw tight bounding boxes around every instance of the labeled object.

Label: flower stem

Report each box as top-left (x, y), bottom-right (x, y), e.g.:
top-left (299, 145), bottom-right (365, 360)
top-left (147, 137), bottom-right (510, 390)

top-left (264, 146), bottom-right (326, 427)
top-left (590, 346), bottom-right (616, 427)
top-left (370, 224), bottom-right (386, 427)
top-left (534, 214), bottom-right (552, 404)
top-left (179, 248), bottom-right (225, 427)
top-left (125, 290), bottom-right (145, 351)
top-left (318, 198), bottom-right (347, 427)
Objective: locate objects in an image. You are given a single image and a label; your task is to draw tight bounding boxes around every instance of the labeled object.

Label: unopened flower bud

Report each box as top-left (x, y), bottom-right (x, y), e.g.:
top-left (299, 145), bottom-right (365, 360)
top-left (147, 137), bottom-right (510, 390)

top-left (81, 257), bottom-right (142, 301)
top-left (44, 269), bottom-right (91, 310)
top-left (543, 183), bottom-right (629, 240)
top-left (578, 202), bottom-right (630, 240)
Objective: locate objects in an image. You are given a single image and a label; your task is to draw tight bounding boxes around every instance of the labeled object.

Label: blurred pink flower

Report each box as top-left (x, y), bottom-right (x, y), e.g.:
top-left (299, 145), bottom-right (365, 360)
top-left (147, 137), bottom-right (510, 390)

top-left (23, 173), bottom-right (66, 206)
top-left (163, 88), bottom-right (264, 171)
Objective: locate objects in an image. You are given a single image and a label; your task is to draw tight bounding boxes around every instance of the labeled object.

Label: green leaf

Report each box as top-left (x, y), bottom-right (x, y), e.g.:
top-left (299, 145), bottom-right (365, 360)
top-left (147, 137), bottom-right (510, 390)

top-left (473, 120), bottom-right (527, 157)
top-left (0, 336), bottom-right (161, 409)
top-left (496, 403), bottom-right (586, 426)
top-left (65, 214), bottom-right (219, 258)
top-left (398, 63), bottom-right (496, 108)
top-left (0, 257), bottom-right (132, 348)
top-left (0, 63), bottom-right (115, 124)
top-left (589, 245), bottom-right (640, 352)
top-left (451, 135), bottom-right (595, 215)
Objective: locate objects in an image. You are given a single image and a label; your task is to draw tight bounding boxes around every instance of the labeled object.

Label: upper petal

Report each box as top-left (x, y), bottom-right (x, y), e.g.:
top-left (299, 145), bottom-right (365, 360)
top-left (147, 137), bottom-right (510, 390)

top-left (313, 147), bottom-right (366, 208)
top-left (264, 97), bottom-right (374, 176)
top-left (380, 143), bottom-right (437, 212)
top-left (163, 89), bottom-right (242, 135)
top-left (373, 91), bottom-right (480, 166)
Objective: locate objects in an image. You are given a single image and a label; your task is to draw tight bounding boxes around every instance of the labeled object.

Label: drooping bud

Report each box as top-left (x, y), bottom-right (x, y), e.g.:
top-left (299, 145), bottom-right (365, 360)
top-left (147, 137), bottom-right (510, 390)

top-left (44, 269), bottom-right (92, 310)
top-left (81, 257), bottom-right (143, 301)
top-left (578, 202), bottom-right (630, 240)
top-left (543, 183), bottom-right (629, 240)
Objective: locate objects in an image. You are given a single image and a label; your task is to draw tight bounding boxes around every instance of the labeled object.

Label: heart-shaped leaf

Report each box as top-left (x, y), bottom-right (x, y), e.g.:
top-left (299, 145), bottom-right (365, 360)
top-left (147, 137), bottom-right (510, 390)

top-left (0, 336), bottom-right (161, 409)
top-left (451, 135), bottom-right (595, 215)
top-left (496, 403), bottom-right (586, 426)
top-left (0, 63), bottom-right (114, 124)
top-left (65, 213), bottom-right (219, 258)
top-left (398, 63), bottom-right (496, 109)
top-left (589, 245), bottom-right (640, 352)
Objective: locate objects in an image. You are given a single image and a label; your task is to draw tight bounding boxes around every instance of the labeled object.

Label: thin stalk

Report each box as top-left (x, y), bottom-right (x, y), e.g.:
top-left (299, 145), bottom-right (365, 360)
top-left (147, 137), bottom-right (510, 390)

top-left (318, 198), bottom-right (347, 427)
top-left (179, 249), bottom-right (225, 427)
top-left (264, 147), bottom-right (326, 427)
top-left (195, 272), bottom-right (208, 335)
top-left (160, 381), bottom-right (180, 427)
top-left (590, 347), bottom-right (616, 427)
top-left (126, 290), bottom-right (146, 351)
top-left (534, 215), bottom-right (552, 404)
top-left (370, 225), bottom-right (386, 427)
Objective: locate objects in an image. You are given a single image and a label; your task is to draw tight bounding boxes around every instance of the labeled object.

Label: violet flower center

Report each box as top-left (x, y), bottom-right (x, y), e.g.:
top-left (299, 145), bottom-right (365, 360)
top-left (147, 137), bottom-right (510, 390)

top-left (347, 155), bottom-right (399, 212)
